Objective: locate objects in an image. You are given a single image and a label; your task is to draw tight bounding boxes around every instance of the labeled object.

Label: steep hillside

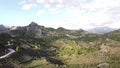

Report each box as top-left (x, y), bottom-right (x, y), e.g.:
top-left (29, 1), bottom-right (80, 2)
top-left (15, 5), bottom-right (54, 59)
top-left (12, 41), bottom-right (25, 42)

top-left (104, 29), bottom-right (120, 41)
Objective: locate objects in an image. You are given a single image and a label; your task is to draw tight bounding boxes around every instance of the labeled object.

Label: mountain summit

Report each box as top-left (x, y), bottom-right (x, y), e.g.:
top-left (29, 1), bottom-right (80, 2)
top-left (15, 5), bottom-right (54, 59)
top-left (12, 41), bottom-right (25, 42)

top-left (26, 22), bottom-right (41, 32)
top-left (28, 22), bottom-right (39, 27)
top-left (0, 24), bottom-right (6, 30)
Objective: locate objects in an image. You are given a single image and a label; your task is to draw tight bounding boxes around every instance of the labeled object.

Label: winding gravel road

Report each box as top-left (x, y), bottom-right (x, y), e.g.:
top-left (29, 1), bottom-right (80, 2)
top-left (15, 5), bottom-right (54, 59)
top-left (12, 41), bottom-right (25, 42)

top-left (0, 49), bottom-right (15, 59)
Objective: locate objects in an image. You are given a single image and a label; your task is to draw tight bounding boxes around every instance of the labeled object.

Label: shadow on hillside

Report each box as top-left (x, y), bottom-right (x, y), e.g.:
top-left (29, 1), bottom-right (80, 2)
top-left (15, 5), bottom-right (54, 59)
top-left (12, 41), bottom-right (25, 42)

top-left (11, 46), bottom-right (64, 65)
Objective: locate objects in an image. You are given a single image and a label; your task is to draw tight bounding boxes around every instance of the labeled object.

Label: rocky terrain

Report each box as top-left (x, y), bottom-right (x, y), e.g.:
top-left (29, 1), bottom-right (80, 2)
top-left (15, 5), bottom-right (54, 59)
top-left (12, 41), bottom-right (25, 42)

top-left (0, 22), bottom-right (120, 68)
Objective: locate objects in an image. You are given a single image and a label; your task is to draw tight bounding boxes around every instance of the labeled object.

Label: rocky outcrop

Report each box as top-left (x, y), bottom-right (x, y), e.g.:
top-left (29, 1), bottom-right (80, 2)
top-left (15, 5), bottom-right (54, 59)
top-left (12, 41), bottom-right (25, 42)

top-left (66, 34), bottom-right (82, 39)
top-left (26, 22), bottom-right (41, 32)
top-left (26, 22), bottom-right (43, 37)
top-left (9, 22), bottom-right (44, 37)
top-left (97, 63), bottom-right (109, 68)
top-left (10, 26), bottom-right (17, 30)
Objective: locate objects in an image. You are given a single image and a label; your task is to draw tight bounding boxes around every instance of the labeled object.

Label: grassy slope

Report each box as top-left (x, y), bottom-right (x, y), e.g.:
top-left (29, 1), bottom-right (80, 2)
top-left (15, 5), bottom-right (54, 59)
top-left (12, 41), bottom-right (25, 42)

top-left (1, 29), bottom-right (120, 68)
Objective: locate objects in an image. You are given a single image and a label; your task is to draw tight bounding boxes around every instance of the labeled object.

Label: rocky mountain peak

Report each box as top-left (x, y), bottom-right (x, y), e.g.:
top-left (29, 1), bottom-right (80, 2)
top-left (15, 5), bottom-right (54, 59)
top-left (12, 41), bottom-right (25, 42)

top-left (29, 22), bottom-right (39, 27)
top-left (0, 24), bottom-right (6, 30)
top-left (26, 22), bottom-right (40, 31)
top-left (79, 29), bottom-right (85, 32)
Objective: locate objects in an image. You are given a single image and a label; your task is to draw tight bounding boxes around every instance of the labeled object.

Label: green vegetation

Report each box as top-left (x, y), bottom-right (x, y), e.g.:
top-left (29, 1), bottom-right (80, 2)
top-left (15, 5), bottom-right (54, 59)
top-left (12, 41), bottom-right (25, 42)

top-left (0, 33), bottom-right (11, 51)
top-left (0, 25), bottom-right (120, 68)
top-left (0, 33), bottom-right (11, 45)
top-left (106, 33), bottom-right (120, 41)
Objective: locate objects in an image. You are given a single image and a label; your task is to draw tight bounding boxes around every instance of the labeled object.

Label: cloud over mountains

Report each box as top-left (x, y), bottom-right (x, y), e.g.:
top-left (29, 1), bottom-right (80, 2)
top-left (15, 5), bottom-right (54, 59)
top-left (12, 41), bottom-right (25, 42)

top-left (19, 0), bottom-right (120, 29)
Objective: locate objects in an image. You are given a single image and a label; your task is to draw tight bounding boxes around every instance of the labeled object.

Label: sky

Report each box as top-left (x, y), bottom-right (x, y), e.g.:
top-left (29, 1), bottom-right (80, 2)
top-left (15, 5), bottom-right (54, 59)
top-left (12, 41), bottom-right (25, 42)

top-left (0, 0), bottom-right (120, 30)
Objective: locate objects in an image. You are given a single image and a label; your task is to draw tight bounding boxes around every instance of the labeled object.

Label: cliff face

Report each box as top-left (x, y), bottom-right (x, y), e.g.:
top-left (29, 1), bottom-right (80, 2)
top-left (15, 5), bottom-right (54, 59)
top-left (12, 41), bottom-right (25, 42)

top-left (25, 22), bottom-right (43, 37)
top-left (9, 22), bottom-right (44, 37)
top-left (26, 22), bottom-right (42, 32)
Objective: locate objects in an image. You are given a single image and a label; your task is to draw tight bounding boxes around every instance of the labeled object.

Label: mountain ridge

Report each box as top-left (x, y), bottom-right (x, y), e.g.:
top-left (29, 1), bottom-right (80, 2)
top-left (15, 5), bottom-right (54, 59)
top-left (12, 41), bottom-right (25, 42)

top-left (0, 22), bottom-right (87, 37)
top-left (87, 26), bottom-right (116, 33)
top-left (0, 22), bottom-right (120, 68)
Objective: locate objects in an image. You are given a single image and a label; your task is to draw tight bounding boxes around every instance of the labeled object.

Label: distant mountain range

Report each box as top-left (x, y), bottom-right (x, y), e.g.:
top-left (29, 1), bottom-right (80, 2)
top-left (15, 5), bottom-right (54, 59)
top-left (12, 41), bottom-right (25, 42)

top-left (0, 22), bottom-right (119, 34)
top-left (87, 27), bottom-right (116, 33)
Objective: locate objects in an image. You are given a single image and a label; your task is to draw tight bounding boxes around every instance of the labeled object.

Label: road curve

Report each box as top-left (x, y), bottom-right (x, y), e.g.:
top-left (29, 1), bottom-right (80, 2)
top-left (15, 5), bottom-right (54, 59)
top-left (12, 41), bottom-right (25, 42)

top-left (0, 48), bottom-right (15, 59)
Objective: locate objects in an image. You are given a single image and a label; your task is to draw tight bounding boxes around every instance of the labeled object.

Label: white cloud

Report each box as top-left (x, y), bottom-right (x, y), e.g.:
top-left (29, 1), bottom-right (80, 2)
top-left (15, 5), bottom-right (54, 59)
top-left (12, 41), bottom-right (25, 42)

top-left (37, 10), bottom-right (45, 15)
top-left (49, 8), bottom-right (59, 15)
top-left (45, 4), bottom-right (50, 8)
top-left (21, 4), bottom-right (33, 10)
top-left (109, 21), bottom-right (120, 29)
top-left (19, 0), bottom-right (120, 29)
top-left (36, 0), bottom-right (44, 4)
top-left (61, 0), bottom-right (120, 29)
top-left (19, 0), bottom-right (26, 5)
top-left (57, 0), bottom-right (63, 3)
top-left (81, 0), bottom-right (120, 12)
top-left (50, 0), bottom-right (55, 3)
top-left (56, 4), bottom-right (64, 8)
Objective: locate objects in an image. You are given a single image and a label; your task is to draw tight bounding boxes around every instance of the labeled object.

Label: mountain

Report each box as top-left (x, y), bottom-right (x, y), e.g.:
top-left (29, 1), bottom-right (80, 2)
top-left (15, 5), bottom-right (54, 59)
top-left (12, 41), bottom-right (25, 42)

top-left (104, 29), bottom-right (120, 41)
top-left (5, 22), bottom-right (86, 38)
top-left (0, 24), bottom-right (6, 30)
top-left (1, 22), bottom-right (120, 68)
top-left (9, 22), bottom-right (46, 37)
top-left (88, 27), bottom-right (116, 33)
